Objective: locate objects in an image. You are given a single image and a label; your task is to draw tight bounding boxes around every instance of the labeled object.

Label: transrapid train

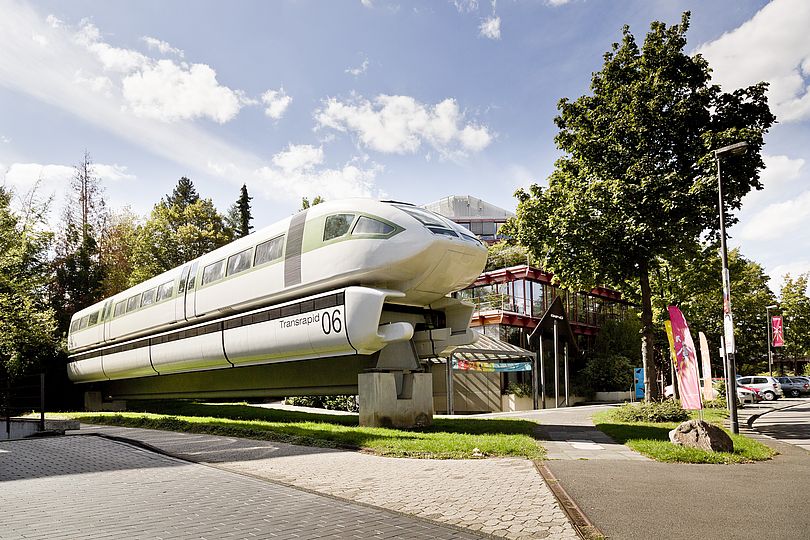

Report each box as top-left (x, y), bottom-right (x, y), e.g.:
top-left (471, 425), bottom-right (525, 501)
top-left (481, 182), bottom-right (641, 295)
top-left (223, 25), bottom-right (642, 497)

top-left (67, 199), bottom-right (488, 384)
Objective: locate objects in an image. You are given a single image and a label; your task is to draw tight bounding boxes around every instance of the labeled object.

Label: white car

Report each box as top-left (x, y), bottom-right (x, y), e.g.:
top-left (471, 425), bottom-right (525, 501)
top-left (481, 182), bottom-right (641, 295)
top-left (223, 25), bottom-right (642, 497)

top-left (736, 376), bottom-right (783, 401)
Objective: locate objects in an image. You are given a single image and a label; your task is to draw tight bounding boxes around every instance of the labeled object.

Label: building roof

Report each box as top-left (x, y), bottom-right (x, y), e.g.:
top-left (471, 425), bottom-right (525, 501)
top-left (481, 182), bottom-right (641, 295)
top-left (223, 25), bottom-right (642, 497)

top-left (424, 195), bottom-right (514, 221)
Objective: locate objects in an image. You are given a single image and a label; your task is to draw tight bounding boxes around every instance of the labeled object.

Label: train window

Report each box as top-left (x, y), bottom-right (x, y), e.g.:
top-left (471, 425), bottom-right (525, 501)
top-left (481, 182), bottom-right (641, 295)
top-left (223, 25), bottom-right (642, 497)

top-left (324, 214), bottom-right (355, 241)
top-left (187, 262), bottom-right (199, 290)
top-left (227, 248), bottom-right (252, 276)
top-left (79, 315), bottom-right (89, 330)
top-left (70, 319), bottom-right (79, 332)
top-left (254, 236), bottom-right (284, 266)
top-left (352, 216), bottom-right (395, 235)
top-left (126, 295), bottom-right (139, 313)
top-left (157, 281), bottom-right (174, 302)
top-left (202, 260), bottom-right (225, 286)
top-left (114, 301), bottom-right (126, 317)
top-left (140, 288), bottom-right (157, 307)
top-left (89, 311), bottom-right (99, 326)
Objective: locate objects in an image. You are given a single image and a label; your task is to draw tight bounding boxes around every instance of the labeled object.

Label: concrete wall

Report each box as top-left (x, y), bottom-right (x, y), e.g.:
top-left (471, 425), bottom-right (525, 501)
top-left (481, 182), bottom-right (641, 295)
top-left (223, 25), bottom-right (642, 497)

top-left (430, 364), bottom-right (500, 413)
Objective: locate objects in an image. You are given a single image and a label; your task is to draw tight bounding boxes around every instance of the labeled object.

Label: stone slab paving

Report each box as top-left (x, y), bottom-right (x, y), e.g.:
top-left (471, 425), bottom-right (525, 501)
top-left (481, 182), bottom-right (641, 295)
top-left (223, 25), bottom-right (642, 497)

top-left (76, 424), bottom-right (579, 540)
top-left (0, 436), bottom-right (483, 540)
top-left (467, 405), bottom-right (650, 461)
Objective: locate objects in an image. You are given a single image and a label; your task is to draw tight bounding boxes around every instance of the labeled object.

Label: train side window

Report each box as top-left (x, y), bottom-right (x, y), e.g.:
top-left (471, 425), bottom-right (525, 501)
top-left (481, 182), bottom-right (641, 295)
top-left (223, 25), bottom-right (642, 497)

top-left (227, 248), bottom-right (252, 276)
top-left (126, 295), bottom-right (139, 312)
top-left (70, 319), bottom-right (79, 332)
top-left (202, 260), bottom-right (225, 286)
top-left (89, 311), bottom-right (99, 326)
top-left (254, 236), bottom-right (284, 266)
top-left (141, 287), bottom-right (157, 307)
top-left (352, 216), bottom-right (395, 235)
top-left (157, 281), bottom-right (174, 302)
top-left (324, 214), bottom-right (355, 241)
top-left (79, 315), bottom-right (89, 330)
top-left (187, 262), bottom-right (199, 290)
top-left (114, 301), bottom-right (126, 317)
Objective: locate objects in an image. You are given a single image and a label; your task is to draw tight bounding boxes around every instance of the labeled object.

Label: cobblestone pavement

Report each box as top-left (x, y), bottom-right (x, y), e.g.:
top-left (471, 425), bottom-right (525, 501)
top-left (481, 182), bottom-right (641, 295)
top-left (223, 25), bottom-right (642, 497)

top-left (76, 424), bottom-right (579, 540)
top-left (468, 405), bottom-right (649, 460)
top-left (0, 436), bottom-right (484, 540)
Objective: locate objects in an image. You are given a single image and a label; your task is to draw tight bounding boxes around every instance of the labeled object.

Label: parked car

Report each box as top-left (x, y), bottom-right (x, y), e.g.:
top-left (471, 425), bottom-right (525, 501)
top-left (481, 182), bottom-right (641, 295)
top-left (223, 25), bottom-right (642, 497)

top-left (777, 376), bottom-right (810, 397)
top-left (736, 376), bottom-right (784, 401)
top-left (736, 385), bottom-right (762, 404)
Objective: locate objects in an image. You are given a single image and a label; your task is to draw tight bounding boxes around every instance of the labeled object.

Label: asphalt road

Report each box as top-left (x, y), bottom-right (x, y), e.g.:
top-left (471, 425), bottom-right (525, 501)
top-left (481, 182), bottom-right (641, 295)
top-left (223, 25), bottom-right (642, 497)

top-left (546, 398), bottom-right (810, 540)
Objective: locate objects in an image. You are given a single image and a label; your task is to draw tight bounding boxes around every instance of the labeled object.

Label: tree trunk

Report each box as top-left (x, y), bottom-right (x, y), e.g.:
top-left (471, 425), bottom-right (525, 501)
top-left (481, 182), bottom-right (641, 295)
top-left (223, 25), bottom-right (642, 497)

top-left (639, 260), bottom-right (659, 400)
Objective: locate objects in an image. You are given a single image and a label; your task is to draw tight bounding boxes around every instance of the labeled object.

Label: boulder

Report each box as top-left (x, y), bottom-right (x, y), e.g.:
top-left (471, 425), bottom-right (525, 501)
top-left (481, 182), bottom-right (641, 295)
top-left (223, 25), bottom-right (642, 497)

top-left (668, 419), bottom-right (734, 453)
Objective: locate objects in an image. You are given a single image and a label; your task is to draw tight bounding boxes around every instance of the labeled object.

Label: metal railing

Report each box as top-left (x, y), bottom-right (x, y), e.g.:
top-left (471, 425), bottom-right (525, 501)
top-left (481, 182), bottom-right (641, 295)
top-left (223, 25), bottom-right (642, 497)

top-left (2, 373), bottom-right (45, 438)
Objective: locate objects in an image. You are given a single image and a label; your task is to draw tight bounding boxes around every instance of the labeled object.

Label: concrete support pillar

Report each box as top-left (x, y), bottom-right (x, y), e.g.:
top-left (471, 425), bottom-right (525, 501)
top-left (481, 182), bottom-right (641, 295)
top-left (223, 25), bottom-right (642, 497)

top-left (358, 372), bottom-right (433, 428)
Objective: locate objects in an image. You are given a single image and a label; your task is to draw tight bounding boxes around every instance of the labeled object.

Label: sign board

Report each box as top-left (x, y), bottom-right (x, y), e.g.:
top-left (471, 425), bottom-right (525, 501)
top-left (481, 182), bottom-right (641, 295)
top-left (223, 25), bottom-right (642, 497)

top-left (772, 316), bottom-right (784, 348)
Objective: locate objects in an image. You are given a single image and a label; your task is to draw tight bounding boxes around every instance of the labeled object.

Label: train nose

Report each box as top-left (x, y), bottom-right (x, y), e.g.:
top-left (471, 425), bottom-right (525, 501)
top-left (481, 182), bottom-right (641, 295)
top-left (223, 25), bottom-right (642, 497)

top-left (413, 244), bottom-right (487, 296)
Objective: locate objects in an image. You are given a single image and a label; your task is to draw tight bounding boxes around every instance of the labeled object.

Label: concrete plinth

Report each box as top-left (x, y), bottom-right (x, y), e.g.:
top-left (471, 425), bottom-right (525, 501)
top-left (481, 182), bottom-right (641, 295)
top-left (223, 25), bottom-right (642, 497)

top-left (84, 391), bottom-right (126, 412)
top-left (358, 372), bottom-right (433, 428)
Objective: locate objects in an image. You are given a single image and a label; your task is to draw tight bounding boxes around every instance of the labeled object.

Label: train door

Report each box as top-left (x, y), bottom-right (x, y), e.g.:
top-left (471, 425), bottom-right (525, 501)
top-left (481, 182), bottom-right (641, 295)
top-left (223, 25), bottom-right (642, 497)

top-left (176, 265), bottom-right (191, 321)
top-left (184, 261), bottom-right (199, 320)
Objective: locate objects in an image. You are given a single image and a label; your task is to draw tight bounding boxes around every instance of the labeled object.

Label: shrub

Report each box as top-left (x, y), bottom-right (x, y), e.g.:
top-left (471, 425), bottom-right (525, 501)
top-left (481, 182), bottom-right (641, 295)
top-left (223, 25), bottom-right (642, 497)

top-left (613, 400), bottom-right (689, 423)
top-left (284, 395), bottom-right (359, 413)
top-left (505, 382), bottom-right (532, 397)
top-left (703, 397), bottom-right (727, 409)
top-left (580, 354), bottom-right (634, 392)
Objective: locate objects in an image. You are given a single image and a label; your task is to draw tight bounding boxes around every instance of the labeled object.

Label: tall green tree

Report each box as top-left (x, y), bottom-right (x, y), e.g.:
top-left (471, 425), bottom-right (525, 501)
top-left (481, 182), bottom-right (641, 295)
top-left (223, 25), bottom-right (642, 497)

top-left (301, 195), bottom-right (324, 210)
top-left (0, 186), bottom-right (58, 376)
top-left (98, 208), bottom-right (139, 297)
top-left (510, 13), bottom-right (774, 399)
top-left (226, 183), bottom-right (253, 238)
top-left (51, 152), bottom-right (108, 333)
top-left (131, 177), bottom-right (233, 283)
top-left (779, 274), bottom-right (810, 367)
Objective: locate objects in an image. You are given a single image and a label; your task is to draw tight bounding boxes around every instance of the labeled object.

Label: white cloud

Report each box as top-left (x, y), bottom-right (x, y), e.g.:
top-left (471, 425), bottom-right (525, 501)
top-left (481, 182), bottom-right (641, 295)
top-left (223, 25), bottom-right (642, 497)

top-left (770, 260), bottom-right (810, 295)
top-left (453, 0), bottom-right (479, 13)
top-left (272, 144), bottom-right (323, 173)
top-left (75, 20), bottom-right (148, 73)
top-left (479, 16), bottom-right (501, 40)
top-left (345, 58), bottom-right (369, 77)
top-left (142, 36), bottom-right (184, 58)
top-left (0, 135), bottom-right (10, 144)
top-left (698, 0), bottom-right (810, 123)
top-left (32, 32), bottom-right (48, 46)
top-left (546, 0), bottom-right (573, 5)
top-left (2, 162), bottom-right (136, 195)
top-left (739, 190), bottom-right (810, 241)
top-left (261, 88), bottom-right (293, 120)
top-left (361, 0), bottom-right (373, 7)
top-left (93, 163), bottom-right (136, 182)
top-left (315, 94), bottom-right (493, 157)
top-left (73, 70), bottom-right (113, 97)
top-left (45, 14), bottom-right (63, 28)
top-left (122, 60), bottom-right (243, 123)
top-left (740, 154), bottom-right (805, 209)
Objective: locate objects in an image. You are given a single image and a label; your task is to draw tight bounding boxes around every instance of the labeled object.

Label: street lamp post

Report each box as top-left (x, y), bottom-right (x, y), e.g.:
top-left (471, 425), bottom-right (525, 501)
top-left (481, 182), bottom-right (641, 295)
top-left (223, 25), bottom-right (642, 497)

top-left (715, 141), bottom-right (748, 435)
top-left (766, 304), bottom-right (778, 377)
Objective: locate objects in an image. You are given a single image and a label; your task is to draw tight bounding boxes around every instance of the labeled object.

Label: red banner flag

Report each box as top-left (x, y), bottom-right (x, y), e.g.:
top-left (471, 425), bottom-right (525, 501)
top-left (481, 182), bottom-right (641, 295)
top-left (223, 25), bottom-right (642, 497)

top-left (772, 316), bottom-right (784, 348)
top-left (668, 306), bottom-right (702, 410)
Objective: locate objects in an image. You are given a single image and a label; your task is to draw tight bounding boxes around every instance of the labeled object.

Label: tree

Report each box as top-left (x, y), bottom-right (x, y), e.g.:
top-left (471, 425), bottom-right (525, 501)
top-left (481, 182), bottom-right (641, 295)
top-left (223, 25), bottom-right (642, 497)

top-left (131, 177), bottom-right (233, 283)
top-left (50, 152), bottom-right (108, 333)
top-left (779, 274), bottom-right (810, 368)
top-left (226, 184), bottom-right (253, 238)
top-left (0, 186), bottom-right (58, 376)
top-left (301, 195), bottom-right (324, 210)
top-left (98, 208), bottom-right (140, 297)
top-left (485, 241), bottom-right (534, 271)
top-left (510, 13), bottom-right (774, 399)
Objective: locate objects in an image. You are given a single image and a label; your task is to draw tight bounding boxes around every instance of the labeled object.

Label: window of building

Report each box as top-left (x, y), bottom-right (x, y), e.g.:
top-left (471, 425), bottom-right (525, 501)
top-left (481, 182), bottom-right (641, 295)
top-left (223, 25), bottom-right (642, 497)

top-left (202, 260), bottom-right (225, 286)
top-left (481, 221), bottom-right (496, 237)
top-left (470, 221), bottom-right (483, 235)
top-left (513, 279), bottom-right (526, 315)
top-left (126, 295), bottom-right (139, 313)
top-left (457, 221), bottom-right (471, 230)
top-left (114, 301), bottom-right (126, 317)
top-left (157, 281), bottom-right (174, 302)
top-left (352, 216), bottom-right (395, 235)
top-left (227, 248), bottom-right (253, 276)
top-left (141, 288), bottom-right (157, 307)
top-left (255, 236), bottom-right (284, 266)
top-left (531, 281), bottom-right (545, 318)
top-left (324, 214), bottom-right (355, 241)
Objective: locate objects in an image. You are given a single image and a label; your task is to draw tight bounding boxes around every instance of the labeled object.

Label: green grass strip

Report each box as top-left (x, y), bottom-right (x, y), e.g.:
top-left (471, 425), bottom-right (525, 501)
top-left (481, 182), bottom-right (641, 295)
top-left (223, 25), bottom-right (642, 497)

top-left (592, 409), bottom-right (776, 464)
top-left (61, 401), bottom-right (545, 460)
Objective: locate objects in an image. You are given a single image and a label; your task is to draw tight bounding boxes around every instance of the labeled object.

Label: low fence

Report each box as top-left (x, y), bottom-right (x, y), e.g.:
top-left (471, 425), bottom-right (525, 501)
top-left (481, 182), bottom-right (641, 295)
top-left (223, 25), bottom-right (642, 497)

top-left (2, 373), bottom-right (45, 438)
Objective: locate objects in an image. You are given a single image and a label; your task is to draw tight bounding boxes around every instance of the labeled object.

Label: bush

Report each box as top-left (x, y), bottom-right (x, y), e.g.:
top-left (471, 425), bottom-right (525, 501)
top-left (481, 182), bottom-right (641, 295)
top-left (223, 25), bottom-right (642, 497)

top-left (580, 354), bottom-right (634, 392)
top-left (703, 397), bottom-right (727, 409)
top-left (613, 400), bottom-right (689, 423)
top-left (505, 382), bottom-right (532, 397)
top-left (284, 395), bottom-right (359, 413)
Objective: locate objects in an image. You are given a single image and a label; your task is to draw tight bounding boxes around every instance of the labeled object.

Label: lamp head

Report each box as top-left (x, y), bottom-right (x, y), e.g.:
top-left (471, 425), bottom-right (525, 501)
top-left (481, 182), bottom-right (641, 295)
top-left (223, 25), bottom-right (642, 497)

top-left (715, 141), bottom-right (749, 158)
top-left (766, 304), bottom-right (778, 309)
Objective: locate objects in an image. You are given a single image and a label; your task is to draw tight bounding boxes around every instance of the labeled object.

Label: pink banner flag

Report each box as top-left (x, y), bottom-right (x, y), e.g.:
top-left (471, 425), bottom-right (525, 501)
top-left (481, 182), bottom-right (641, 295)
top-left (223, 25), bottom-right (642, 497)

top-left (699, 332), bottom-right (713, 402)
top-left (772, 316), bottom-right (784, 347)
top-left (668, 306), bottom-right (702, 410)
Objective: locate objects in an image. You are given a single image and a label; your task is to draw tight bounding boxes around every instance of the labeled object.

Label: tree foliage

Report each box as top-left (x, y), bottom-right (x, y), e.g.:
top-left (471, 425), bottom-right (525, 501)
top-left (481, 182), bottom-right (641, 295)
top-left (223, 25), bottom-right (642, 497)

top-left (485, 241), bottom-right (533, 271)
top-left (510, 13), bottom-right (774, 398)
top-left (131, 177), bottom-right (233, 283)
top-left (779, 274), bottom-right (810, 363)
top-left (226, 183), bottom-right (253, 238)
top-left (98, 208), bottom-right (139, 297)
top-left (301, 195), bottom-right (324, 210)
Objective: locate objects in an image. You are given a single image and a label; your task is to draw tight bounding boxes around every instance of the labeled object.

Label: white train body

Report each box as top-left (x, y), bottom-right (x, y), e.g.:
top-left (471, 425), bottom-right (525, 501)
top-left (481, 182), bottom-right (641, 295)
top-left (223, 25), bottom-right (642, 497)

top-left (67, 199), bottom-right (487, 384)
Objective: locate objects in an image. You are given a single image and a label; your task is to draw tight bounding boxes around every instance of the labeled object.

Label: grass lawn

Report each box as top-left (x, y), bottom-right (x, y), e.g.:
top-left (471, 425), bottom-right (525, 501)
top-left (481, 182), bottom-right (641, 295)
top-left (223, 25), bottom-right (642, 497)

top-left (592, 408), bottom-right (776, 464)
top-left (60, 401), bottom-right (545, 460)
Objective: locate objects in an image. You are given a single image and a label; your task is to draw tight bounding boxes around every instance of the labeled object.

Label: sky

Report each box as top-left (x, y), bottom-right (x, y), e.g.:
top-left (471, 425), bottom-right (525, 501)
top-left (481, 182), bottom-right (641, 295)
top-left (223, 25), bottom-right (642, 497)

top-left (1, 0), bottom-right (808, 294)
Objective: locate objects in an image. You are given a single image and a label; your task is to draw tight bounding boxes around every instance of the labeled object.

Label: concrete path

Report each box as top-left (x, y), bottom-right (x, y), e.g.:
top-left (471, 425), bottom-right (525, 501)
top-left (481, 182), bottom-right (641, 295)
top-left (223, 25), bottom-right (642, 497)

top-left (740, 397), bottom-right (810, 451)
top-left (0, 436), bottom-right (480, 540)
top-left (73, 424), bottom-right (579, 540)
top-left (469, 405), bottom-right (649, 461)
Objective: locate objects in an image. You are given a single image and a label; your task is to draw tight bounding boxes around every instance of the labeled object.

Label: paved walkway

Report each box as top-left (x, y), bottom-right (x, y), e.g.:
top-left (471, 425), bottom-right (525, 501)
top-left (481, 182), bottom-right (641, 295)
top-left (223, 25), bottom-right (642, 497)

top-left (470, 405), bottom-right (649, 461)
top-left (73, 424), bottom-right (578, 540)
top-left (0, 436), bottom-right (480, 540)
top-left (740, 397), bottom-right (810, 451)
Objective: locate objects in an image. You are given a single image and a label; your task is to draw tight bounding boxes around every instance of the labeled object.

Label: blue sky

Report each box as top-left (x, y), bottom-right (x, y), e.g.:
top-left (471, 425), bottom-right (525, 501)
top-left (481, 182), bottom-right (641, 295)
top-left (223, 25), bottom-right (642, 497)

top-left (1, 0), bottom-right (808, 293)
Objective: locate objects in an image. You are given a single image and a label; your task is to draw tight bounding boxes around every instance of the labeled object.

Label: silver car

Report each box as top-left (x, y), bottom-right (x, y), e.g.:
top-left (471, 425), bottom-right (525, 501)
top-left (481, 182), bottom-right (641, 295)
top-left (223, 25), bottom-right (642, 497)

top-left (777, 376), bottom-right (810, 397)
top-left (736, 376), bottom-right (784, 401)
